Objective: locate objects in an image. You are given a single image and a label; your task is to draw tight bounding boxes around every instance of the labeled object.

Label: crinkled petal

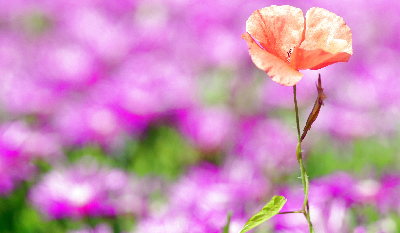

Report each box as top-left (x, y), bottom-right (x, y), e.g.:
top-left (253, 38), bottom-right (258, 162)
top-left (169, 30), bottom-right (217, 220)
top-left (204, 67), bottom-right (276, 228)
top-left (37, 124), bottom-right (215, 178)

top-left (242, 33), bottom-right (303, 86)
top-left (293, 7), bottom-right (352, 69)
top-left (246, 5), bottom-right (304, 62)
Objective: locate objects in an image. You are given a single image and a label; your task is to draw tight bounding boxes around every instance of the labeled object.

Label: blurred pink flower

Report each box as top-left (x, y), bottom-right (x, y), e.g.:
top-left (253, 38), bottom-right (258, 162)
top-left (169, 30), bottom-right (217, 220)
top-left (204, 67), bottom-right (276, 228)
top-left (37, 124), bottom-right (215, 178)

top-left (35, 41), bottom-right (101, 90)
top-left (353, 226), bottom-right (367, 233)
top-left (51, 100), bottom-right (125, 147)
top-left (234, 117), bottom-right (299, 175)
top-left (177, 106), bottom-right (236, 151)
top-left (137, 161), bottom-right (267, 232)
top-left (374, 174), bottom-right (400, 215)
top-left (274, 172), bottom-right (357, 233)
top-left (64, 7), bottom-right (134, 63)
top-left (0, 122), bottom-right (40, 195)
top-left (0, 69), bottom-right (63, 115)
top-left (313, 103), bottom-right (377, 139)
top-left (95, 56), bottom-right (196, 130)
top-left (68, 223), bottom-right (113, 233)
top-left (30, 159), bottom-right (146, 219)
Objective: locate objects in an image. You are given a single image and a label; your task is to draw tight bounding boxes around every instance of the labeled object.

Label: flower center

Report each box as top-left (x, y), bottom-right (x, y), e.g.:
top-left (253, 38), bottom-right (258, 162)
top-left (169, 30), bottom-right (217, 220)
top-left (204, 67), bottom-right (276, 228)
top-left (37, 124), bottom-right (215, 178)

top-left (287, 48), bottom-right (293, 63)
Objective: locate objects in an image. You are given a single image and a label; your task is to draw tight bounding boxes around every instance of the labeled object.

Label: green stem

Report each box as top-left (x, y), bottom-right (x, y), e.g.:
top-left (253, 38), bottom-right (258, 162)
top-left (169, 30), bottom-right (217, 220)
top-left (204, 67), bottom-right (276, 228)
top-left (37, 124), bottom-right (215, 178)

top-left (293, 85), bottom-right (301, 140)
top-left (293, 85), bottom-right (314, 233)
top-left (278, 210), bottom-right (303, 214)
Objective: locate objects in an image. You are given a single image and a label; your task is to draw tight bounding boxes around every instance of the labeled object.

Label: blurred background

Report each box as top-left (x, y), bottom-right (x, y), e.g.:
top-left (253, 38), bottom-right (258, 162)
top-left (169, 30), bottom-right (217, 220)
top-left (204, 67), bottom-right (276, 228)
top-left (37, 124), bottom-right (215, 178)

top-left (0, 0), bottom-right (400, 232)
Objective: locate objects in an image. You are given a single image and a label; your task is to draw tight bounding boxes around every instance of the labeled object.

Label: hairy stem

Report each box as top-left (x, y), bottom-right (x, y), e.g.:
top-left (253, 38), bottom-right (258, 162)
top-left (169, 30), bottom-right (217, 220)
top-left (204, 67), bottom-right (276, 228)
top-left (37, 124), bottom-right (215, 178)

top-left (293, 85), bottom-right (314, 233)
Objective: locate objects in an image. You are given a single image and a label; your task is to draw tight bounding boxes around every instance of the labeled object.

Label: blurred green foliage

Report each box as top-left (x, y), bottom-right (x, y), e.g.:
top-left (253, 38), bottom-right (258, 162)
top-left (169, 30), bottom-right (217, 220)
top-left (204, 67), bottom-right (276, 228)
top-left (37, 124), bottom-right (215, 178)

top-left (306, 136), bottom-right (397, 179)
top-left (0, 182), bottom-right (64, 233)
top-left (124, 126), bottom-right (200, 180)
top-left (66, 126), bottom-right (200, 180)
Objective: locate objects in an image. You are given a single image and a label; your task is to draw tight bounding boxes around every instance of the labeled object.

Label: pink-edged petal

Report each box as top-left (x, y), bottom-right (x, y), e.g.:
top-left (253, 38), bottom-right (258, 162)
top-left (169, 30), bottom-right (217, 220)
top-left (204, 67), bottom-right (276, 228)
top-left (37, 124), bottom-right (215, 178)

top-left (242, 33), bottom-right (303, 86)
top-left (294, 7), bottom-right (352, 69)
top-left (246, 5), bottom-right (305, 62)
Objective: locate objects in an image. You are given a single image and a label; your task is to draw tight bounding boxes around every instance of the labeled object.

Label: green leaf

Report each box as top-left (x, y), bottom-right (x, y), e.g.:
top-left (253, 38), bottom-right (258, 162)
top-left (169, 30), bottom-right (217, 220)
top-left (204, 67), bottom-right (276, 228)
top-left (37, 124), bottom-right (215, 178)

top-left (240, 195), bottom-right (287, 233)
top-left (223, 212), bottom-right (232, 233)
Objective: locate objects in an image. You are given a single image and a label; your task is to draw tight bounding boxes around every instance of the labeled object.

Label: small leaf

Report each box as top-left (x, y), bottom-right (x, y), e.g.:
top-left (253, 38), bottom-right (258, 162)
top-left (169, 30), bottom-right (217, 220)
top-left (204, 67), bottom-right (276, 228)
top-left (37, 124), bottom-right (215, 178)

top-left (239, 195), bottom-right (287, 233)
top-left (223, 211), bottom-right (232, 233)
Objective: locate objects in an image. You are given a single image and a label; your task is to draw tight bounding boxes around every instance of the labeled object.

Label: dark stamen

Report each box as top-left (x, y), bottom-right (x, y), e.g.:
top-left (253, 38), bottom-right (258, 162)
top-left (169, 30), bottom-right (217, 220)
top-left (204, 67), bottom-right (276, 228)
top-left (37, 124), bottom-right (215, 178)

top-left (287, 48), bottom-right (293, 63)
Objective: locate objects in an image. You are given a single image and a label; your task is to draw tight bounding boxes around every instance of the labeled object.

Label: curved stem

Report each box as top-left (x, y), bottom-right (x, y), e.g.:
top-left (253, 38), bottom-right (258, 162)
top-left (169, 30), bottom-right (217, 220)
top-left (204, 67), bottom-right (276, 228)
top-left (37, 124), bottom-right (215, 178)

top-left (293, 85), bottom-right (314, 233)
top-left (293, 86), bottom-right (301, 140)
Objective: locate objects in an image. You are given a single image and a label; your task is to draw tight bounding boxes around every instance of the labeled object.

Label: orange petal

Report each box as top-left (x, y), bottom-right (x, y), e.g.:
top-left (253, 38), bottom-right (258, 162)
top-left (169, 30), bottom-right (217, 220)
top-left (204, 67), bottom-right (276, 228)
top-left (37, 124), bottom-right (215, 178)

top-left (246, 5), bottom-right (305, 62)
top-left (291, 47), bottom-right (352, 70)
top-left (293, 7), bottom-right (352, 69)
top-left (242, 33), bottom-right (303, 86)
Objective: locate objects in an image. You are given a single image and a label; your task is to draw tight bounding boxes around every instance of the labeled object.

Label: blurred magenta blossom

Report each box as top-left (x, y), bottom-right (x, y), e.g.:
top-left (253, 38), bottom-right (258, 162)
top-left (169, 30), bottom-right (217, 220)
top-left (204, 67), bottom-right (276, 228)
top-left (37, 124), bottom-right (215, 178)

top-left (177, 106), bottom-right (236, 152)
top-left (136, 160), bottom-right (267, 233)
top-left (234, 117), bottom-right (299, 175)
top-left (0, 121), bottom-right (63, 195)
top-left (375, 174), bottom-right (400, 215)
top-left (30, 158), bottom-right (146, 219)
top-left (51, 100), bottom-right (125, 147)
top-left (0, 124), bottom-right (35, 195)
top-left (68, 224), bottom-right (113, 233)
top-left (274, 172), bottom-right (358, 232)
top-left (273, 172), bottom-right (400, 233)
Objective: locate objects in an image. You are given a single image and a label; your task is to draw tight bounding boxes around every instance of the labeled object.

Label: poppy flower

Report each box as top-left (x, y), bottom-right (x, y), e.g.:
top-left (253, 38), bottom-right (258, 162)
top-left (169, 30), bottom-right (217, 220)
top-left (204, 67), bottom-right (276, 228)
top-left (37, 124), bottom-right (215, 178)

top-left (242, 5), bottom-right (352, 86)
